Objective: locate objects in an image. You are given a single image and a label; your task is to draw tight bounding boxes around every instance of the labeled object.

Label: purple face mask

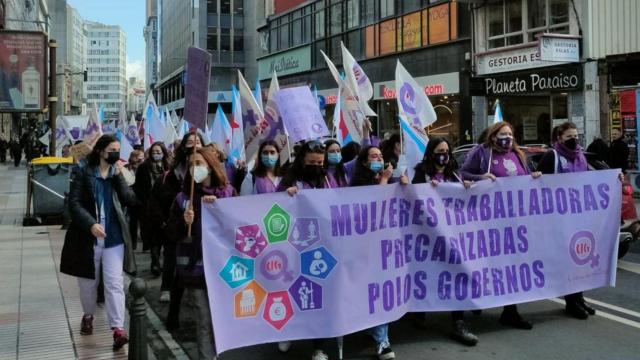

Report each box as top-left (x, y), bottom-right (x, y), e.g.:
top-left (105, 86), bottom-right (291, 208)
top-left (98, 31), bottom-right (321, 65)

top-left (496, 136), bottom-right (513, 150)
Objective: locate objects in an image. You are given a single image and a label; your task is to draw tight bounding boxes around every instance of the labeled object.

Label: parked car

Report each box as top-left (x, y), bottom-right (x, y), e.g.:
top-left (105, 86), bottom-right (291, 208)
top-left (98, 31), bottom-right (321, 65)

top-left (453, 144), bottom-right (639, 258)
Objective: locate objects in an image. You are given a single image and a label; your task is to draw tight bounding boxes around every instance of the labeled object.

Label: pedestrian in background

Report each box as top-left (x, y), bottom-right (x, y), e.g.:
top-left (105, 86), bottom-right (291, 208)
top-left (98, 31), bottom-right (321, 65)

top-left (0, 136), bottom-right (8, 163)
top-left (608, 128), bottom-right (629, 172)
top-left (10, 136), bottom-right (22, 167)
top-left (60, 134), bottom-right (138, 351)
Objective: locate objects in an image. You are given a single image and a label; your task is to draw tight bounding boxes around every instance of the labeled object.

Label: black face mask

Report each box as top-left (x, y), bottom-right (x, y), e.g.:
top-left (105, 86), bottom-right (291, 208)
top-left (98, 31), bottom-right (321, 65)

top-left (434, 153), bottom-right (450, 166)
top-left (564, 138), bottom-right (578, 150)
top-left (302, 165), bottom-right (326, 181)
top-left (105, 151), bottom-right (120, 165)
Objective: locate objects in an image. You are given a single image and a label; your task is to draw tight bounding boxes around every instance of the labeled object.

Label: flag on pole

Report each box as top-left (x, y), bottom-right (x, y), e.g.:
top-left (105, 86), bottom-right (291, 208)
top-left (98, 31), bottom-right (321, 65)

top-left (320, 49), bottom-right (342, 85)
top-left (237, 70), bottom-right (265, 162)
top-left (117, 128), bottom-right (135, 163)
top-left (395, 60), bottom-right (437, 129)
top-left (98, 104), bottom-right (105, 123)
top-left (253, 80), bottom-right (264, 113)
top-left (84, 104), bottom-right (103, 147)
top-left (177, 118), bottom-right (190, 139)
top-left (171, 110), bottom-right (180, 129)
top-left (229, 85), bottom-right (246, 164)
top-left (261, 71), bottom-right (290, 165)
top-left (333, 85), bottom-right (352, 146)
top-left (341, 42), bottom-right (376, 117)
top-left (339, 85), bottom-right (365, 144)
top-left (118, 102), bottom-right (127, 132)
top-left (493, 100), bottom-right (504, 124)
top-left (124, 114), bottom-right (141, 146)
top-left (399, 114), bottom-right (428, 181)
top-left (210, 105), bottom-right (233, 156)
top-left (142, 93), bottom-right (161, 149)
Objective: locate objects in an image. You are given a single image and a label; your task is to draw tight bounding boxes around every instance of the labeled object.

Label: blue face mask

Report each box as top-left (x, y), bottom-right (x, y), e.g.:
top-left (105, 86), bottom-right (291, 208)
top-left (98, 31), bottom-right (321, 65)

top-left (369, 160), bottom-right (383, 172)
top-left (261, 154), bottom-right (278, 168)
top-left (327, 153), bottom-right (342, 165)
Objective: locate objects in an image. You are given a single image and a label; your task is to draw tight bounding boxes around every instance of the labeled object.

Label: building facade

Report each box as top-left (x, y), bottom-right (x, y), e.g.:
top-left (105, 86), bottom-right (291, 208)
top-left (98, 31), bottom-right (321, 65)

top-left (156, 0), bottom-right (256, 117)
top-left (127, 76), bottom-right (145, 115)
top-left (85, 21), bottom-right (127, 117)
top-left (257, 0), bottom-right (472, 144)
top-left (144, 0), bottom-right (158, 94)
top-left (48, 0), bottom-right (87, 116)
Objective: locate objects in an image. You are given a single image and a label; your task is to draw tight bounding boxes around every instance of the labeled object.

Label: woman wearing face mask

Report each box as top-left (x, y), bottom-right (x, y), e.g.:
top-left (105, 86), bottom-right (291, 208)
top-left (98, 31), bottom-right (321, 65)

top-left (134, 142), bottom-right (170, 275)
top-left (152, 132), bottom-right (203, 319)
top-left (324, 139), bottom-right (350, 188)
top-left (279, 140), bottom-right (331, 195)
top-left (167, 146), bottom-right (235, 360)
top-left (412, 138), bottom-right (477, 346)
top-left (240, 140), bottom-right (283, 195)
top-left (460, 121), bottom-right (541, 330)
top-left (536, 122), bottom-right (625, 319)
top-left (60, 134), bottom-right (138, 351)
top-left (350, 145), bottom-right (407, 360)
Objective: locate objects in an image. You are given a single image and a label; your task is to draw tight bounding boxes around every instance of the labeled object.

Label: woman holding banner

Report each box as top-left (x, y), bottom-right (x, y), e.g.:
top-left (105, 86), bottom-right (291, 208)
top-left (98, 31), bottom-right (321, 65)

top-left (351, 145), bottom-right (408, 360)
top-left (60, 134), bottom-right (138, 350)
top-left (167, 146), bottom-right (235, 360)
top-left (324, 139), bottom-right (350, 188)
top-left (240, 140), bottom-right (283, 195)
top-left (460, 121), bottom-right (541, 330)
top-left (411, 137), bottom-right (479, 346)
top-left (537, 122), bottom-right (599, 319)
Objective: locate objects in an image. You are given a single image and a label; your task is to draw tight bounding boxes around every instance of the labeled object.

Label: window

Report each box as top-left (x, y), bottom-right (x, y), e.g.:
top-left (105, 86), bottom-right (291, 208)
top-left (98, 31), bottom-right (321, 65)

top-left (380, 0), bottom-right (395, 19)
top-left (314, 9), bottom-right (325, 39)
top-left (233, 0), bottom-right (243, 14)
top-left (346, 0), bottom-right (359, 29)
top-left (233, 30), bottom-right (244, 51)
top-left (221, 0), bottom-right (231, 13)
top-left (292, 18), bottom-right (303, 46)
top-left (347, 29), bottom-right (363, 59)
top-left (361, 0), bottom-right (376, 25)
top-left (330, 3), bottom-right (342, 35)
top-left (207, 0), bottom-right (218, 13)
top-left (488, 0), bottom-right (569, 49)
top-left (279, 24), bottom-right (289, 49)
top-left (221, 28), bottom-right (231, 51)
top-left (207, 33), bottom-right (218, 50)
top-left (402, 0), bottom-right (421, 14)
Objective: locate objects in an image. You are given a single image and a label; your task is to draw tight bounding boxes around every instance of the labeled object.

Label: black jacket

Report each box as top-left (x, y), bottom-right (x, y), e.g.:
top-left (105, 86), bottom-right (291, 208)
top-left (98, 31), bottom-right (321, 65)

top-left (60, 165), bottom-right (138, 279)
top-left (609, 139), bottom-right (629, 172)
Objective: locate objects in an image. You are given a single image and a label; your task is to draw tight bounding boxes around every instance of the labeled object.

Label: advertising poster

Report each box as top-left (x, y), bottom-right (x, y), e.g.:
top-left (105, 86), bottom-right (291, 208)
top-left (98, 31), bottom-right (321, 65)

top-left (0, 31), bottom-right (47, 112)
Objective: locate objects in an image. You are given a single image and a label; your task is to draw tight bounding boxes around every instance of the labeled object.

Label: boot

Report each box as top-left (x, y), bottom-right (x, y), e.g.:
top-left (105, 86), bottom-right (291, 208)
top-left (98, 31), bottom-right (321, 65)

top-left (499, 305), bottom-right (533, 330)
top-left (577, 293), bottom-right (596, 315)
top-left (451, 320), bottom-right (478, 346)
top-left (565, 294), bottom-right (588, 319)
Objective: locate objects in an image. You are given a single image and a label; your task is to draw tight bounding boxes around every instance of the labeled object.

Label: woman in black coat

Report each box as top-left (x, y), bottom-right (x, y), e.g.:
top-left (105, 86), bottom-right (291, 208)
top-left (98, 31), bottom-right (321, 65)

top-left (60, 134), bottom-right (138, 350)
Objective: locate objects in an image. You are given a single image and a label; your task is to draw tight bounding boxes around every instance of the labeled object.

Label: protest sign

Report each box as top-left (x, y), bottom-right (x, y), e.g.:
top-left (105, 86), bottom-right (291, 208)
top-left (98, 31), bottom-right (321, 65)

top-left (202, 171), bottom-right (621, 353)
top-left (276, 86), bottom-right (329, 143)
top-left (184, 47), bottom-right (211, 130)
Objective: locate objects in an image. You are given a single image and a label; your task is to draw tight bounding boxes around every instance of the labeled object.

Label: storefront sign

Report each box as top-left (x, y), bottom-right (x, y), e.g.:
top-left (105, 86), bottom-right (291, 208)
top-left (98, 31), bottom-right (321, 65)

top-left (479, 65), bottom-right (583, 96)
top-left (374, 72), bottom-right (459, 100)
top-left (0, 31), bottom-right (47, 112)
top-left (258, 46), bottom-right (311, 80)
top-left (476, 44), bottom-right (569, 75)
top-left (539, 34), bottom-right (580, 62)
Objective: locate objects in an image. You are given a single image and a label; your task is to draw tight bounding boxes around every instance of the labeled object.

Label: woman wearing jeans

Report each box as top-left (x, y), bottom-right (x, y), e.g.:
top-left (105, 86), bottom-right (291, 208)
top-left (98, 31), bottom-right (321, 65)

top-left (60, 134), bottom-right (138, 350)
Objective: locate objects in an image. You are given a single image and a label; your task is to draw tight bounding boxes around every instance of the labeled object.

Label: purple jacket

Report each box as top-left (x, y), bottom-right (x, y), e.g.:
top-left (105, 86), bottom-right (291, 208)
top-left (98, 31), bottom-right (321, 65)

top-left (459, 144), bottom-right (529, 181)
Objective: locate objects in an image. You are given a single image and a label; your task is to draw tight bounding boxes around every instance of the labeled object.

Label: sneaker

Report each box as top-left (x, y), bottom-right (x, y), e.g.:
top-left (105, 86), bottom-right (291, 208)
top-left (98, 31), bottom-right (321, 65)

top-left (311, 349), bottom-right (329, 360)
top-left (278, 341), bottom-right (291, 352)
top-left (159, 291), bottom-right (171, 303)
top-left (451, 320), bottom-right (478, 346)
top-left (377, 343), bottom-right (395, 360)
top-left (499, 311), bottom-right (533, 330)
top-left (112, 328), bottom-right (129, 350)
top-left (80, 315), bottom-right (93, 335)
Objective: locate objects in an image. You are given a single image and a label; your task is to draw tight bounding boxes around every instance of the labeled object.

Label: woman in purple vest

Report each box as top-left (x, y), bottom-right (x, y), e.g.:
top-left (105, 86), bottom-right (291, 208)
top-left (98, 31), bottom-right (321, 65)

top-left (240, 140), bottom-right (284, 195)
top-left (324, 139), bottom-right (350, 188)
top-left (460, 121), bottom-right (541, 330)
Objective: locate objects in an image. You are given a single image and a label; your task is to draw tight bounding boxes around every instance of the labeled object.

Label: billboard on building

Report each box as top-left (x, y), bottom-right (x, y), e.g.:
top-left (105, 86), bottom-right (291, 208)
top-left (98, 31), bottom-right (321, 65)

top-left (0, 31), bottom-right (47, 112)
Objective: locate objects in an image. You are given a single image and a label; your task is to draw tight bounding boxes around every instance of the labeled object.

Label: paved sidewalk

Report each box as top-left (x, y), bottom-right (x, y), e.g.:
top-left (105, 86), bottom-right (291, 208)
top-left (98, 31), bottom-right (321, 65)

top-left (0, 163), bottom-right (133, 359)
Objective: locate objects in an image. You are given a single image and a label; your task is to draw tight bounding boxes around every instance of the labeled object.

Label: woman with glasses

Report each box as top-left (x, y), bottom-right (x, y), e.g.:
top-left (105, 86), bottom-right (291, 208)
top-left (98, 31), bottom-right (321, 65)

top-left (350, 145), bottom-right (408, 360)
top-left (459, 121), bottom-right (541, 330)
top-left (279, 140), bottom-right (331, 194)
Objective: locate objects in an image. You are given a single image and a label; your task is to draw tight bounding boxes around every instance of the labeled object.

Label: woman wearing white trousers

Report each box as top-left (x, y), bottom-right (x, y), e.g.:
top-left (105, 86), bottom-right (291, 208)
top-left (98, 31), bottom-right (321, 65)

top-left (61, 134), bottom-right (138, 351)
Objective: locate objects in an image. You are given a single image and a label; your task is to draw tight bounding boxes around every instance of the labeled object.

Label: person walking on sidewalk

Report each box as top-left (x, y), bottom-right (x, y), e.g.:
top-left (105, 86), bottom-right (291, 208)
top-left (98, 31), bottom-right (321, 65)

top-left (60, 134), bottom-right (138, 351)
top-left (0, 135), bottom-right (8, 163)
top-left (10, 136), bottom-right (22, 167)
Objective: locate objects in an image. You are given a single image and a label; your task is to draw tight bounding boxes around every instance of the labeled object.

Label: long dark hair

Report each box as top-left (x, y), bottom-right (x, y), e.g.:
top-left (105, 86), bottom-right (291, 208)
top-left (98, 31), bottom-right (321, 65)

top-left (172, 132), bottom-right (204, 170)
top-left (281, 140), bottom-right (326, 187)
top-left (415, 137), bottom-right (458, 181)
top-left (341, 141), bottom-right (361, 163)
top-left (87, 134), bottom-right (118, 167)
top-left (324, 139), bottom-right (347, 183)
top-left (381, 133), bottom-right (401, 168)
top-left (144, 141), bottom-right (170, 170)
top-left (252, 140), bottom-right (282, 178)
top-left (351, 145), bottom-right (379, 186)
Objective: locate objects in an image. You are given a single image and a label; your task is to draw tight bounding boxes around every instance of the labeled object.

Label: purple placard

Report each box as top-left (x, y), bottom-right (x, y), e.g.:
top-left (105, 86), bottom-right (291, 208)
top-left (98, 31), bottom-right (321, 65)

top-left (184, 47), bottom-right (212, 131)
top-left (275, 86), bottom-right (329, 143)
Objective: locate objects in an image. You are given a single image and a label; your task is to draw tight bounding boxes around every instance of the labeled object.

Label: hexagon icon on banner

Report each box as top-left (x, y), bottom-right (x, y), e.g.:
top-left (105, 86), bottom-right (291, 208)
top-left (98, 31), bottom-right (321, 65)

top-left (263, 204), bottom-right (291, 243)
top-left (263, 291), bottom-right (294, 330)
top-left (234, 280), bottom-right (267, 318)
top-left (289, 275), bottom-right (323, 311)
top-left (300, 247), bottom-right (337, 280)
top-left (235, 224), bottom-right (268, 258)
top-left (219, 256), bottom-right (254, 289)
top-left (288, 218), bottom-right (321, 252)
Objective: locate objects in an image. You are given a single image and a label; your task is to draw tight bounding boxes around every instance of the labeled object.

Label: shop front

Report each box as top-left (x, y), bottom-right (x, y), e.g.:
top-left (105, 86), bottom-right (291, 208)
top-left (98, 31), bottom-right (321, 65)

top-left (472, 63), bottom-right (583, 146)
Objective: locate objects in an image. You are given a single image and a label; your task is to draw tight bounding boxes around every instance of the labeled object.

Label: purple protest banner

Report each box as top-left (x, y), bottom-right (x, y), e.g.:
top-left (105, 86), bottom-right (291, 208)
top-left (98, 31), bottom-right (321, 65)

top-left (275, 86), bottom-right (329, 143)
top-left (184, 47), bottom-right (212, 131)
top-left (202, 170), bottom-right (621, 353)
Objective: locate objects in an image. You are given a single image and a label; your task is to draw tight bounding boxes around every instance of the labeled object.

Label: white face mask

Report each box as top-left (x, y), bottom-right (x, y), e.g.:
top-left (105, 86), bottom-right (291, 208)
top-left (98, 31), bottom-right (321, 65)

top-left (191, 165), bottom-right (210, 184)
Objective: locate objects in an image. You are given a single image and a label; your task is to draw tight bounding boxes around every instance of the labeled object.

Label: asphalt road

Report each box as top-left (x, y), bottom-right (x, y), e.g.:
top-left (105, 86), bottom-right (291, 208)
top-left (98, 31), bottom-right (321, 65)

top-left (139, 239), bottom-right (640, 360)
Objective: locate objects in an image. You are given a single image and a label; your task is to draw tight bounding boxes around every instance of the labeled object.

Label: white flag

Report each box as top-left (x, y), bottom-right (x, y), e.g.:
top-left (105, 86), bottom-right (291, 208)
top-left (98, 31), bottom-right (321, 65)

top-left (83, 104), bottom-right (103, 147)
top-left (210, 105), bottom-right (233, 156)
top-left (395, 60), bottom-right (437, 129)
top-left (341, 42), bottom-right (376, 117)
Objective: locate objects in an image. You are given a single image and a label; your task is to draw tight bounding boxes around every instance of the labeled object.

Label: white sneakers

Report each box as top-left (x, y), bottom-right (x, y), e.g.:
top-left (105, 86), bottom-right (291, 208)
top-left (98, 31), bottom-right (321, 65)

top-left (311, 349), bottom-right (329, 360)
top-left (159, 291), bottom-right (170, 303)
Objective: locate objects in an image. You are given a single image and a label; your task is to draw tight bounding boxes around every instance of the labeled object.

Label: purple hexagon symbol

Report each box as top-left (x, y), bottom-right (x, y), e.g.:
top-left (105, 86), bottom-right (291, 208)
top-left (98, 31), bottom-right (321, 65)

top-left (289, 275), bottom-right (323, 311)
top-left (235, 224), bottom-right (268, 258)
top-left (288, 218), bottom-right (321, 252)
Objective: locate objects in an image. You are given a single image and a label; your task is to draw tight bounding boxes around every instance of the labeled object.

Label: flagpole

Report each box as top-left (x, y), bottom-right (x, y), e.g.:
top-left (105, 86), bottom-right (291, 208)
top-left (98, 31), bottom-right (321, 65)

top-left (398, 115), bottom-right (405, 155)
